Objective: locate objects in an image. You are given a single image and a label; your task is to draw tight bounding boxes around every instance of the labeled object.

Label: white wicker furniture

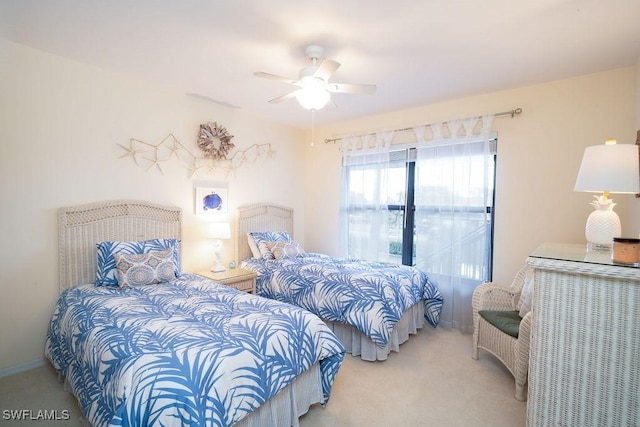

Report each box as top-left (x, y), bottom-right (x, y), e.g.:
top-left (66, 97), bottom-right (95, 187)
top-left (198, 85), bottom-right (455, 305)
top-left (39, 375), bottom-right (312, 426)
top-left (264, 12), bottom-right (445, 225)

top-left (526, 243), bottom-right (640, 427)
top-left (58, 199), bottom-right (182, 292)
top-left (195, 268), bottom-right (257, 293)
top-left (472, 265), bottom-right (532, 401)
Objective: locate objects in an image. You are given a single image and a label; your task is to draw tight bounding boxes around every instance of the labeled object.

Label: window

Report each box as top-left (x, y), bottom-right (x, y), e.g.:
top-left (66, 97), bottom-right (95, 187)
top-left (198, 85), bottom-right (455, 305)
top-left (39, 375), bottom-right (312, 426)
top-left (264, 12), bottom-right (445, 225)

top-left (413, 141), bottom-right (496, 284)
top-left (344, 145), bottom-right (495, 279)
top-left (340, 122), bottom-right (497, 332)
top-left (340, 126), bottom-right (497, 333)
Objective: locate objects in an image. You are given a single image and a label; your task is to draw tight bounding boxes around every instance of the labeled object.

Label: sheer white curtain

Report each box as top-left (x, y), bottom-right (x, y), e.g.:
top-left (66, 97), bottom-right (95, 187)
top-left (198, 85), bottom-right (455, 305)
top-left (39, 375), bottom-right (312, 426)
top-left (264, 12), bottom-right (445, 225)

top-left (413, 115), bottom-right (495, 333)
top-left (339, 132), bottom-right (394, 260)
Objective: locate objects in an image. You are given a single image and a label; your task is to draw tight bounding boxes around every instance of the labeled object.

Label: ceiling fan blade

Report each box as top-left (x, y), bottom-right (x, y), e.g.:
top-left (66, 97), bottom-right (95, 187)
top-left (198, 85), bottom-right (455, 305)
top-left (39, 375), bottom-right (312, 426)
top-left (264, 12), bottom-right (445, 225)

top-left (327, 82), bottom-right (377, 94)
top-left (313, 58), bottom-right (340, 81)
top-left (254, 71), bottom-right (300, 86)
top-left (268, 90), bottom-right (299, 104)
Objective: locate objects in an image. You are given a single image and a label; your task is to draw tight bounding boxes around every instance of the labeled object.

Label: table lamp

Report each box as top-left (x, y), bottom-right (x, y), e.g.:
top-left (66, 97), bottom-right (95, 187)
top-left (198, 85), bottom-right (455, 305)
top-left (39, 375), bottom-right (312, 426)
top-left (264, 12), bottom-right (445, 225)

top-left (574, 139), bottom-right (640, 250)
top-left (208, 222), bottom-right (231, 272)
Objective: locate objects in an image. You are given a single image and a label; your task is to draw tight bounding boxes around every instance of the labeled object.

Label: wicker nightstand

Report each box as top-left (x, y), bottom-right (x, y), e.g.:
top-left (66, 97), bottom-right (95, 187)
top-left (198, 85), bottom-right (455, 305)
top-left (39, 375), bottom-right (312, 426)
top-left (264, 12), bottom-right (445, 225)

top-left (196, 268), bottom-right (257, 293)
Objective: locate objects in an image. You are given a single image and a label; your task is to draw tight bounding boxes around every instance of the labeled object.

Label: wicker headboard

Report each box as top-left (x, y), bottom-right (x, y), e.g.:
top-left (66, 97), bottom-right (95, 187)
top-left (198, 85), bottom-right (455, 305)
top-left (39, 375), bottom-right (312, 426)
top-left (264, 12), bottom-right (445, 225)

top-left (58, 199), bottom-right (182, 292)
top-left (235, 203), bottom-right (294, 262)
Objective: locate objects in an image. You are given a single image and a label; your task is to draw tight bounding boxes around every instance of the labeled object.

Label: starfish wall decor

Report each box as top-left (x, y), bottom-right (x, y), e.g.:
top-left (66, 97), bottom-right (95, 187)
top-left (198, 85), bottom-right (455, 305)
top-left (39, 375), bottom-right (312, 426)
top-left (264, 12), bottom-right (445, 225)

top-left (117, 133), bottom-right (275, 178)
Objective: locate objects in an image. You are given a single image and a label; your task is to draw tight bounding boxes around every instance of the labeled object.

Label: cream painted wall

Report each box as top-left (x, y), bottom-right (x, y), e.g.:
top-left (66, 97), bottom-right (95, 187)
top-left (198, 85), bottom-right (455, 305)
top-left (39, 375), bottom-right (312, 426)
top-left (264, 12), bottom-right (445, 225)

top-left (304, 66), bottom-right (638, 286)
top-left (0, 40), bottom-right (306, 372)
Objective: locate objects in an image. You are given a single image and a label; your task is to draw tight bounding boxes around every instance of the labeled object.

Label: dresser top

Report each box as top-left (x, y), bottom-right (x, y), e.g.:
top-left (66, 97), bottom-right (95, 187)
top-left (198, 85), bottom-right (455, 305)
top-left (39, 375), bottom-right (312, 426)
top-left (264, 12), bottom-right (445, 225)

top-left (528, 242), bottom-right (640, 279)
top-left (531, 242), bottom-right (614, 265)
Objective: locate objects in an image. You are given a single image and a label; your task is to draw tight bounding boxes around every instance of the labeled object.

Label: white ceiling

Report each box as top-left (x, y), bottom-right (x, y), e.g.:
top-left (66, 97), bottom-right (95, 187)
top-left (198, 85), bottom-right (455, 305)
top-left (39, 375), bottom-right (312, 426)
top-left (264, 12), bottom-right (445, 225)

top-left (2, 0), bottom-right (639, 130)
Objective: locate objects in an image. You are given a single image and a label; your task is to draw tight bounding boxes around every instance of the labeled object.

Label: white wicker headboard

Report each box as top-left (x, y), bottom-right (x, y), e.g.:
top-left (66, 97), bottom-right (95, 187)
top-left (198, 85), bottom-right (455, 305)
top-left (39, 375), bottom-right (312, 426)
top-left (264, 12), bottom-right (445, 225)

top-left (235, 203), bottom-right (294, 262)
top-left (58, 199), bottom-right (182, 292)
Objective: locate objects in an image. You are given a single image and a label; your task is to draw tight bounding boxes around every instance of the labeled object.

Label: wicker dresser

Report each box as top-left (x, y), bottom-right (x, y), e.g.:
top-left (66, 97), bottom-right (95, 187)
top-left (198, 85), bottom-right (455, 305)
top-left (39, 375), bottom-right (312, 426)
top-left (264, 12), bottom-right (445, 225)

top-left (525, 243), bottom-right (640, 427)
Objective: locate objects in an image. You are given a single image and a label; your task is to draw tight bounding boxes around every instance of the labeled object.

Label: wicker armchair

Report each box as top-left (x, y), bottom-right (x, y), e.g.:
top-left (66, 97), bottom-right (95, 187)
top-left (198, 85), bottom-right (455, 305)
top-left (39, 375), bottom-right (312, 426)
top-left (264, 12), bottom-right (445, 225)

top-left (472, 266), bottom-right (532, 401)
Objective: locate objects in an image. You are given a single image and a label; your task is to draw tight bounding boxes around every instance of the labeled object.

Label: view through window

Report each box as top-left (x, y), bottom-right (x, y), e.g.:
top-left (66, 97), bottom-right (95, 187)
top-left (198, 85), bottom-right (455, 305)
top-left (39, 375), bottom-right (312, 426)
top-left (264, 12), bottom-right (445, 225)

top-left (344, 145), bottom-right (495, 281)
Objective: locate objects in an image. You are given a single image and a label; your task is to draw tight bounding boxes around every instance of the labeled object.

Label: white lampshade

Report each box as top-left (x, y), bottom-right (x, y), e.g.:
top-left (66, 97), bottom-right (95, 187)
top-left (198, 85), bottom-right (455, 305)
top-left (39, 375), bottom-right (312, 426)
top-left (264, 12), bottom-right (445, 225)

top-left (574, 142), bottom-right (640, 194)
top-left (208, 222), bottom-right (231, 240)
top-left (574, 141), bottom-right (640, 250)
top-left (295, 87), bottom-right (331, 110)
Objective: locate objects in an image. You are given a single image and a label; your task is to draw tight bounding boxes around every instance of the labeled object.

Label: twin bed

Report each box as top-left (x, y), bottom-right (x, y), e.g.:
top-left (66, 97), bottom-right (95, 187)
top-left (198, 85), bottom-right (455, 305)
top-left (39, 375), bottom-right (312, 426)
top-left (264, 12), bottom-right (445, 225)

top-left (235, 203), bottom-right (443, 362)
top-left (45, 200), bottom-right (345, 427)
top-left (46, 199), bottom-right (443, 426)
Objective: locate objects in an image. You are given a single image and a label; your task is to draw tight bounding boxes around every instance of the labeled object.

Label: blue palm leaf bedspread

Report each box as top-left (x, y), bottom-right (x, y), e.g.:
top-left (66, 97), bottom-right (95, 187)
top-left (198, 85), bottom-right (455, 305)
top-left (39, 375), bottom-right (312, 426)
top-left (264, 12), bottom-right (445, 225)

top-left (45, 273), bottom-right (345, 427)
top-left (240, 254), bottom-right (444, 347)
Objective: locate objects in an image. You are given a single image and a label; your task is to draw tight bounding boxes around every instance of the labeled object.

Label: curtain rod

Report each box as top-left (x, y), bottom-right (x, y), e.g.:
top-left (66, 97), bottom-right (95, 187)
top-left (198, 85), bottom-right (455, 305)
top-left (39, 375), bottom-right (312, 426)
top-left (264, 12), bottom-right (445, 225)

top-left (323, 107), bottom-right (523, 144)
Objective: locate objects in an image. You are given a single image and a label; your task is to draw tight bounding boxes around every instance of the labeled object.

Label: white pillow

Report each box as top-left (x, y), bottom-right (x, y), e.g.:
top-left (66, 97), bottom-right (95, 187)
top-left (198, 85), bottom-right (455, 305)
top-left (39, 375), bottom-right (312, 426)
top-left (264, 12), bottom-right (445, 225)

top-left (249, 231), bottom-right (292, 260)
top-left (247, 233), bottom-right (261, 259)
top-left (518, 268), bottom-right (535, 317)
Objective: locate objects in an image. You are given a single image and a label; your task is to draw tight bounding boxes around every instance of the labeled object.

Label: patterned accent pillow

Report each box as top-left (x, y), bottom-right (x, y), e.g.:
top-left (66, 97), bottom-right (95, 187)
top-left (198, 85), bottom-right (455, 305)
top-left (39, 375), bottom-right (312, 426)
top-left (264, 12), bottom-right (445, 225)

top-left (246, 233), bottom-right (261, 259)
top-left (96, 238), bottom-right (181, 286)
top-left (113, 249), bottom-right (176, 288)
top-left (266, 240), bottom-right (307, 260)
top-left (249, 231), bottom-right (291, 260)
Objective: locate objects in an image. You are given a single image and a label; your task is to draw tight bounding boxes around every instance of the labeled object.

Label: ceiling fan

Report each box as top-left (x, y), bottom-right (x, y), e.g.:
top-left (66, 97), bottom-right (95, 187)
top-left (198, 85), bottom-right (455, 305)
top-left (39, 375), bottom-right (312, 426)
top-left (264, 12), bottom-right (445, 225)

top-left (254, 45), bottom-right (376, 111)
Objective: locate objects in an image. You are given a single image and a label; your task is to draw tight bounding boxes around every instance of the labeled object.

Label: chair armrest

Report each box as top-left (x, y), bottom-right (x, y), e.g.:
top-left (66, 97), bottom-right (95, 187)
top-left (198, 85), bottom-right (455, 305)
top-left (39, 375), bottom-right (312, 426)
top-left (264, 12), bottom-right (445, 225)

top-left (516, 310), bottom-right (532, 366)
top-left (518, 310), bottom-right (532, 347)
top-left (472, 282), bottom-right (520, 312)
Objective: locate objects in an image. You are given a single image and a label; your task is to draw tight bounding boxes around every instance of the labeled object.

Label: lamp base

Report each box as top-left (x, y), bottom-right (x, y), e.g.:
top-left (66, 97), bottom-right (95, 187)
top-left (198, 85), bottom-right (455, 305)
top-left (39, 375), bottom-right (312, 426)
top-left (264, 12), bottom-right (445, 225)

top-left (584, 201), bottom-right (621, 252)
top-left (210, 264), bottom-right (226, 273)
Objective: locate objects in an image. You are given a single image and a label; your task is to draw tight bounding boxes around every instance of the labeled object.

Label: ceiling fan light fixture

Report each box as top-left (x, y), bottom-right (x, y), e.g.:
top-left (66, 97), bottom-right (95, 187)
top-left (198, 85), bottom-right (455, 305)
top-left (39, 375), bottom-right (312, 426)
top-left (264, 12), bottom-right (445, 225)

top-left (255, 44), bottom-right (374, 110)
top-left (295, 87), bottom-right (330, 110)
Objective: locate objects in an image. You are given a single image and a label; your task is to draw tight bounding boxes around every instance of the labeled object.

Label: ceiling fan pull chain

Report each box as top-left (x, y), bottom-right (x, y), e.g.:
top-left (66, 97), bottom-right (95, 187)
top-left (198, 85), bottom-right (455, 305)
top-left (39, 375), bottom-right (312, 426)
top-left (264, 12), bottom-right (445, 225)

top-left (310, 109), bottom-right (316, 147)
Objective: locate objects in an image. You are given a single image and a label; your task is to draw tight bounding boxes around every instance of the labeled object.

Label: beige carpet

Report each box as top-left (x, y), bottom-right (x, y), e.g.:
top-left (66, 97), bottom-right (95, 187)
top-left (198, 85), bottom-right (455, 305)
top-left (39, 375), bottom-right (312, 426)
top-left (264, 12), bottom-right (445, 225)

top-left (0, 327), bottom-right (526, 426)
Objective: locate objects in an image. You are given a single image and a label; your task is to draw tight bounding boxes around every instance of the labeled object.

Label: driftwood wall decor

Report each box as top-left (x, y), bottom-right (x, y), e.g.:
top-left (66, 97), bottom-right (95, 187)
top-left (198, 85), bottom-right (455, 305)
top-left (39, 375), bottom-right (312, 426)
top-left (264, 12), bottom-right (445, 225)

top-left (197, 122), bottom-right (235, 160)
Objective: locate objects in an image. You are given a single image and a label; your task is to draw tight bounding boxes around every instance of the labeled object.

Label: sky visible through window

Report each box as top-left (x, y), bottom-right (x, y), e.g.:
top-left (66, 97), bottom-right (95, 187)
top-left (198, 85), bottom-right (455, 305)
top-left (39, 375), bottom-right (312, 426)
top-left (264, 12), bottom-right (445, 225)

top-left (348, 155), bottom-right (491, 206)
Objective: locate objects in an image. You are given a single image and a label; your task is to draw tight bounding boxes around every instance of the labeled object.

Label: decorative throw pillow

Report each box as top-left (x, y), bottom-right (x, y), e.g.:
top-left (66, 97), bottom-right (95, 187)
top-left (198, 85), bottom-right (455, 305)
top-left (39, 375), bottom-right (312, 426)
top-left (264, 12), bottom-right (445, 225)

top-left (249, 231), bottom-right (292, 260)
top-left (518, 268), bottom-right (535, 317)
top-left (96, 238), bottom-right (181, 286)
top-left (266, 240), bottom-right (307, 260)
top-left (113, 248), bottom-right (176, 288)
top-left (247, 233), bottom-right (262, 259)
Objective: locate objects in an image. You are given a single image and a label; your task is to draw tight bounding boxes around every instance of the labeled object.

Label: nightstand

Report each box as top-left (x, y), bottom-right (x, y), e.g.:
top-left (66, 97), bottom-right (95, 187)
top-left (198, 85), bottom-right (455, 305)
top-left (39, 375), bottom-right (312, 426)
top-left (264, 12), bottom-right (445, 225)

top-left (196, 268), bottom-right (257, 293)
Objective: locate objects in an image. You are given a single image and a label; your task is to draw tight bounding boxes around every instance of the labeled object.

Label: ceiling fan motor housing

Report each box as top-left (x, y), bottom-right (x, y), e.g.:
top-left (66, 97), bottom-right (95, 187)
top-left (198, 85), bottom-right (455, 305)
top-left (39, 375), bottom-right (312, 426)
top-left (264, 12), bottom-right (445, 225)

top-left (305, 45), bottom-right (324, 61)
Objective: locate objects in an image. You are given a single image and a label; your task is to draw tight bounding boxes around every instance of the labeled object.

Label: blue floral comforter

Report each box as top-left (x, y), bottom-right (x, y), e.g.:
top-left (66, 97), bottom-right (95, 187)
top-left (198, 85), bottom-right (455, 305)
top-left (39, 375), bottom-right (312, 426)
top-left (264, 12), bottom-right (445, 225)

top-left (240, 254), bottom-right (443, 347)
top-left (45, 273), bottom-right (345, 427)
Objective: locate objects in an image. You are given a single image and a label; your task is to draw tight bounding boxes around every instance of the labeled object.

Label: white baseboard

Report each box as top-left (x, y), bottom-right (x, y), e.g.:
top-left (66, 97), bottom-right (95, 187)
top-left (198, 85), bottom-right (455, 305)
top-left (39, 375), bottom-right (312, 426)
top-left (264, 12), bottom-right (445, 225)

top-left (0, 358), bottom-right (47, 378)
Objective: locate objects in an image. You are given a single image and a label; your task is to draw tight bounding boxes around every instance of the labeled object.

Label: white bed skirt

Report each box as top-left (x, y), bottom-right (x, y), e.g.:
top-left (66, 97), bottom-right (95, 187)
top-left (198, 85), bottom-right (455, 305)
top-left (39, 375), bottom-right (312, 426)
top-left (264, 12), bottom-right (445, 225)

top-left (236, 363), bottom-right (323, 426)
top-left (325, 302), bottom-right (425, 361)
top-left (69, 363), bottom-right (323, 427)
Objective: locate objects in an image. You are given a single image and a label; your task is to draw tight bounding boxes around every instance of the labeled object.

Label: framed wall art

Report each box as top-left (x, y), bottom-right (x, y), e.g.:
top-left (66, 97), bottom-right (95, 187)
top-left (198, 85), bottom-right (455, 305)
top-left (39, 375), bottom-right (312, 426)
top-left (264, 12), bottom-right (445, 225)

top-left (195, 187), bottom-right (228, 214)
